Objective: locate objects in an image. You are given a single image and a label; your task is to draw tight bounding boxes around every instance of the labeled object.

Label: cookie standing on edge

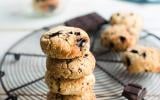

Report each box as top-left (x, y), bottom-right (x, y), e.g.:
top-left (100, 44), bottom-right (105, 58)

top-left (110, 12), bottom-right (143, 33)
top-left (46, 51), bottom-right (95, 79)
top-left (47, 90), bottom-right (96, 100)
top-left (122, 46), bottom-right (160, 73)
top-left (40, 26), bottom-right (90, 59)
top-left (45, 73), bottom-right (95, 95)
top-left (101, 24), bottom-right (138, 51)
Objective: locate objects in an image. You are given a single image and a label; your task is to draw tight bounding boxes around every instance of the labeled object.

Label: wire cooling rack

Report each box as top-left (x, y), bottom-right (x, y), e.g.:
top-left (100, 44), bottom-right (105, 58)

top-left (0, 23), bottom-right (160, 100)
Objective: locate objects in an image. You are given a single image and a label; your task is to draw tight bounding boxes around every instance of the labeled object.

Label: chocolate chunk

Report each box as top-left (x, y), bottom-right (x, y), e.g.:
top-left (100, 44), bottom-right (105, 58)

top-left (119, 36), bottom-right (126, 43)
top-left (74, 32), bottom-right (81, 36)
top-left (84, 54), bottom-right (88, 57)
top-left (142, 52), bottom-right (146, 58)
top-left (122, 83), bottom-right (147, 100)
top-left (109, 42), bottom-right (114, 48)
top-left (64, 12), bottom-right (108, 33)
top-left (131, 50), bottom-right (139, 54)
top-left (78, 68), bottom-right (82, 73)
top-left (125, 57), bottom-right (131, 66)
top-left (77, 38), bottom-right (86, 47)
top-left (68, 31), bottom-right (73, 34)
top-left (48, 5), bottom-right (56, 11)
top-left (116, 13), bottom-right (120, 16)
top-left (48, 31), bottom-right (62, 38)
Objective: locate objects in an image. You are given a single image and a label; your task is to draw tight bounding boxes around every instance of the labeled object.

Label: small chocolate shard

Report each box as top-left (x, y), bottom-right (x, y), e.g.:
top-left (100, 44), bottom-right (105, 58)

top-left (131, 50), bottom-right (139, 54)
top-left (122, 83), bottom-right (147, 100)
top-left (74, 32), bottom-right (81, 36)
top-left (77, 38), bottom-right (86, 47)
top-left (126, 57), bottom-right (131, 66)
top-left (68, 31), bottom-right (73, 34)
top-left (84, 54), bottom-right (88, 57)
top-left (78, 68), bottom-right (82, 73)
top-left (119, 36), bottom-right (126, 43)
top-left (116, 13), bottom-right (120, 16)
top-left (142, 52), bottom-right (146, 58)
top-left (109, 42), bottom-right (114, 48)
top-left (48, 31), bottom-right (62, 38)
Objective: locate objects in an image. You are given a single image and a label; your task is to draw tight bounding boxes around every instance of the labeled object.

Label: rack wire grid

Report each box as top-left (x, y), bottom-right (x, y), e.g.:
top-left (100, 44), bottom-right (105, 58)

top-left (0, 23), bottom-right (160, 100)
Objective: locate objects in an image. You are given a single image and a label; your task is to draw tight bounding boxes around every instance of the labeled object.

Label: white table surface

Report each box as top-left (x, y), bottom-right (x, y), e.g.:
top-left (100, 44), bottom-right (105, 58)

top-left (0, 0), bottom-right (160, 98)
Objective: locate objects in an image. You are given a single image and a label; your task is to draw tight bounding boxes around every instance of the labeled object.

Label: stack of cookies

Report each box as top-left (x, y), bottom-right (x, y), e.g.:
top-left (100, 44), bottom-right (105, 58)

top-left (40, 26), bottom-right (96, 100)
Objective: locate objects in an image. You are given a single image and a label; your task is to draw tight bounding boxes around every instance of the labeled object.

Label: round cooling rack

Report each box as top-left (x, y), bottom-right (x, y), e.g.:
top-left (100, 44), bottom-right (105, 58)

top-left (0, 23), bottom-right (160, 100)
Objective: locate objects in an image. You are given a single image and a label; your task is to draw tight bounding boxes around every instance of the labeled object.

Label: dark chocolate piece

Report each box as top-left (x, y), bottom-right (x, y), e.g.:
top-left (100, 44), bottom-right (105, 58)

top-left (77, 38), bottom-right (86, 47)
top-left (119, 36), bottom-right (126, 43)
top-left (48, 31), bottom-right (62, 38)
top-left (131, 50), bottom-right (139, 54)
top-left (142, 52), bottom-right (146, 58)
top-left (109, 42), bottom-right (114, 48)
top-left (126, 57), bottom-right (131, 66)
top-left (122, 83), bottom-right (147, 100)
top-left (74, 32), bottom-right (81, 36)
top-left (65, 12), bottom-right (108, 33)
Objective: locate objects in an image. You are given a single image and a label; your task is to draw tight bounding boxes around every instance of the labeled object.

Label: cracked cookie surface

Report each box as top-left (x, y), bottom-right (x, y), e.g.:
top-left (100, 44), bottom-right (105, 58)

top-left (40, 26), bottom-right (90, 59)
top-left (47, 90), bottom-right (96, 100)
top-left (46, 51), bottom-right (95, 79)
top-left (45, 73), bottom-right (95, 95)
top-left (101, 24), bottom-right (138, 51)
top-left (122, 46), bottom-right (160, 73)
top-left (110, 12), bottom-right (143, 32)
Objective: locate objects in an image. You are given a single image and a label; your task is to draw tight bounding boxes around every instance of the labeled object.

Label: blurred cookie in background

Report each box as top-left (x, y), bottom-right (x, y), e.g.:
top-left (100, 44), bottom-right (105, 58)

top-left (33, 0), bottom-right (59, 14)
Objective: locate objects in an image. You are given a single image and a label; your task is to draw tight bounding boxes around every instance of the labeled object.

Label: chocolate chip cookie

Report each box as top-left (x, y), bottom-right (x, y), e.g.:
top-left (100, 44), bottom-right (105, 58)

top-left (46, 51), bottom-right (95, 79)
top-left (47, 90), bottom-right (96, 100)
top-left (40, 26), bottom-right (90, 59)
top-left (101, 24), bottom-right (138, 51)
top-left (110, 12), bottom-right (143, 32)
top-left (45, 73), bottom-right (95, 95)
top-left (122, 46), bottom-right (160, 73)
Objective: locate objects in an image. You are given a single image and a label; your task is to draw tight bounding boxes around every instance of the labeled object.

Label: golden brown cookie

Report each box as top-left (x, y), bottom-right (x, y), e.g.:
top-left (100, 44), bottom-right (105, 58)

top-left (110, 12), bottom-right (143, 32)
top-left (101, 24), bottom-right (138, 51)
top-left (45, 73), bottom-right (95, 95)
top-left (46, 51), bottom-right (95, 79)
top-left (33, 0), bottom-right (59, 13)
top-left (47, 90), bottom-right (96, 100)
top-left (40, 26), bottom-right (90, 59)
top-left (122, 46), bottom-right (160, 73)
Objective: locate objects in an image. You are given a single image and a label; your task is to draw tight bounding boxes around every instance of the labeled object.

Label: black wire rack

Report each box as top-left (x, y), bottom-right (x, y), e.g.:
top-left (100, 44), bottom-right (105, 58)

top-left (0, 23), bottom-right (160, 100)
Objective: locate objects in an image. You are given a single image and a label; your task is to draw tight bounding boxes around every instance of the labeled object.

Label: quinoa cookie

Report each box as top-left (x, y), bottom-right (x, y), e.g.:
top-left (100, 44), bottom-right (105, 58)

top-left (40, 26), bottom-right (90, 59)
top-left (110, 12), bottom-right (143, 32)
top-left (33, 0), bottom-right (59, 14)
top-left (122, 46), bottom-right (160, 73)
top-left (101, 24), bottom-right (138, 51)
top-left (47, 90), bottom-right (96, 100)
top-left (46, 51), bottom-right (95, 79)
top-left (45, 73), bottom-right (95, 95)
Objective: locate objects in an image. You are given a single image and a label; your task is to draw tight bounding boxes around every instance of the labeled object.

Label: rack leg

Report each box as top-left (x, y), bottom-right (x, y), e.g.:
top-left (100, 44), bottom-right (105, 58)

top-left (14, 54), bottom-right (20, 61)
top-left (5, 95), bottom-right (18, 100)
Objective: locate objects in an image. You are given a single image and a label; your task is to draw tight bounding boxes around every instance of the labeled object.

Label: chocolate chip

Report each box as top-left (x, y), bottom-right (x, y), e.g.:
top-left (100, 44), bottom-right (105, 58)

top-left (68, 32), bottom-right (73, 34)
top-left (125, 57), bottom-right (131, 66)
top-left (84, 54), bottom-right (88, 57)
top-left (131, 50), bottom-right (139, 54)
top-left (48, 5), bottom-right (56, 11)
top-left (119, 36), bottom-right (126, 43)
top-left (117, 13), bottom-right (120, 16)
top-left (78, 68), bottom-right (82, 73)
top-left (77, 38), bottom-right (86, 47)
top-left (49, 31), bottom-right (62, 38)
top-left (109, 42), bottom-right (114, 48)
top-left (130, 13), bottom-right (134, 16)
top-left (74, 32), bottom-right (81, 36)
top-left (122, 83), bottom-right (147, 100)
top-left (145, 69), bottom-right (148, 72)
top-left (142, 52), bottom-right (146, 58)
